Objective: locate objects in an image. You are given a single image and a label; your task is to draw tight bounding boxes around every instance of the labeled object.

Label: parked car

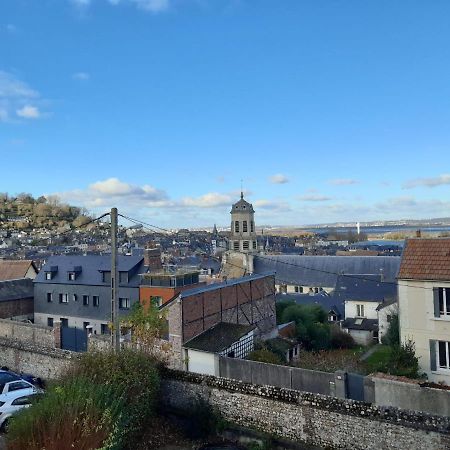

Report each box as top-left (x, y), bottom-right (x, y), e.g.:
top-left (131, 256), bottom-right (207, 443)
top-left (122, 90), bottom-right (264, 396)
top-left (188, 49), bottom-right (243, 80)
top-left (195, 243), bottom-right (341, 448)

top-left (0, 368), bottom-right (45, 389)
top-left (0, 371), bottom-right (38, 397)
top-left (0, 391), bottom-right (39, 431)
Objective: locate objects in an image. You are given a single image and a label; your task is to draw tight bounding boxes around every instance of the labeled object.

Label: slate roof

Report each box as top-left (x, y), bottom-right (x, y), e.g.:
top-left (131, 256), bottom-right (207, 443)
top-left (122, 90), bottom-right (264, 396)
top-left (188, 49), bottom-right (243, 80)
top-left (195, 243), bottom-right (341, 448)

top-left (34, 255), bottom-right (144, 287)
top-left (342, 318), bottom-right (378, 332)
top-left (253, 255), bottom-right (401, 288)
top-left (179, 273), bottom-right (274, 299)
top-left (0, 260), bottom-right (36, 281)
top-left (277, 292), bottom-right (344, 318)
top-left (398, 238), bottom-right (450, 281)
top-left (230, 194), bottom-right (254, 213)
top-left (183, 322), bottom-right (255, 353)
top-left (333, 274), bottom-right (397, 303)
top-left (0, 278), bottom-right (33, 302)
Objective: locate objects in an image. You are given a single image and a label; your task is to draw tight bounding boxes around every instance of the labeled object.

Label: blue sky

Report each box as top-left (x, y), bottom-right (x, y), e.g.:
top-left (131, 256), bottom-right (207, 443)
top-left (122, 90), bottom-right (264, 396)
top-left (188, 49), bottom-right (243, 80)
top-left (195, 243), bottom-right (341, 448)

top-left (2, 0), bottom-right (450, 228)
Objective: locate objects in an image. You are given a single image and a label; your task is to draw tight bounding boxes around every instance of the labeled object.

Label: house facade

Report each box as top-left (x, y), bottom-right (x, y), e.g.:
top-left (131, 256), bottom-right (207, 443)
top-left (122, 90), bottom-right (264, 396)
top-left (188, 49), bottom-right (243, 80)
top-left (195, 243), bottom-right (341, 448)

top-left (34, 255), bottom-right (145, 334)
top-left (398, 238), bottom-right (450, 385)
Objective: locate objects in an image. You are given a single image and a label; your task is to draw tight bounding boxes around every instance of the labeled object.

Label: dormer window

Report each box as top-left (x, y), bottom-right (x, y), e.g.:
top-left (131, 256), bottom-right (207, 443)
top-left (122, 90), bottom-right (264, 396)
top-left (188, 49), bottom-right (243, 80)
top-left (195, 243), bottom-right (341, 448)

top-left (45, 272), bottom-right (52, 280)
top-left (68, 272), bottom-right (76, 281)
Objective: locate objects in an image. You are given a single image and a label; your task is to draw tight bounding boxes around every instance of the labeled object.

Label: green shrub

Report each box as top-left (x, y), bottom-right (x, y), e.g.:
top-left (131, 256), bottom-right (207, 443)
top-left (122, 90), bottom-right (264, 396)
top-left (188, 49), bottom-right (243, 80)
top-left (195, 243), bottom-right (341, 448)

top-left (385, 340), bottom-right (420, 378)
top-left (330, 326), bottom-right (356, 349)
top-left (247, 348), bottom-right (283, 364)
top-left (7, 378), bottom-right (126, 450)
top-left (66, 349), bottom-right (160, 433)
top-left (7, 350), bottom-right (160, 450)
top-left (382, 313), bottom-right (400, 346)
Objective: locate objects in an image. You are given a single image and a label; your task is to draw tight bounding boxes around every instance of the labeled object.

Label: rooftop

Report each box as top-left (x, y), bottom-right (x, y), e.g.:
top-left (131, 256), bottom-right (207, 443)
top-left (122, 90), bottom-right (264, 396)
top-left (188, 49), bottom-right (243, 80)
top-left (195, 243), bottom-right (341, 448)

top-left (183, 322), bottom-right (255, 353)
top-left (398, 238), bottom-right (450, 281)
top-left (0, 260), bottom-right (36, 281)
top-left (0, 278), bottom-right (33, 302)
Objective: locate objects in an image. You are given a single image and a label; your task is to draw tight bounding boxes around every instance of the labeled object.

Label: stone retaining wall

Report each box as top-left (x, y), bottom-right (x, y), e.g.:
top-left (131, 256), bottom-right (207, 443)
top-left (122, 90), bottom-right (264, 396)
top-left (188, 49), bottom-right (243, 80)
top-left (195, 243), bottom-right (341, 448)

top-left (161, 369), bottom-right (450, 450)
top-left (0, 337), bottom-right (76, 379)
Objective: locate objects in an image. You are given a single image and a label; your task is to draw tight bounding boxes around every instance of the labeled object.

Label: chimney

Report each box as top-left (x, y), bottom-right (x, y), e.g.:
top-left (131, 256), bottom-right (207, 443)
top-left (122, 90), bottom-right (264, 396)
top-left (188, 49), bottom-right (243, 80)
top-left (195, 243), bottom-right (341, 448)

top-left (416, 229), bottom-right (422, 238)
top-left (144, 245), bottom-right (163, 271)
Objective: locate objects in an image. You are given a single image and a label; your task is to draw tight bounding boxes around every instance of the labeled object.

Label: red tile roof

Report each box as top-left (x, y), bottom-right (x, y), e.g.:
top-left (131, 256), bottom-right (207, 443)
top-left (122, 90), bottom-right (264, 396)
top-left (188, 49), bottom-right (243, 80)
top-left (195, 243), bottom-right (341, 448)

top-left (0, 260), bottom-right (36, 281)
top-left (398, 238), bottom-right (450, 281)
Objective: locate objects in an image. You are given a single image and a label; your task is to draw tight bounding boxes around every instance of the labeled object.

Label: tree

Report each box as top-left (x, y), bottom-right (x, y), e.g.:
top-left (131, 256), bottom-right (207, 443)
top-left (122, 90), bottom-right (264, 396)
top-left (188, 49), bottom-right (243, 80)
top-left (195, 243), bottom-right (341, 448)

top-left (36, 195), bottom-right (47, 204)
top-left (121, 303), bottom-right (168, 356)
top-left (386, 340), bottom-right (420, 378)
top-left (247, 348), bottom-right (283, 365)
top-left (382, 313), bottom-right (400, 346)
top-left (73, 215), bottom-right (91, 228)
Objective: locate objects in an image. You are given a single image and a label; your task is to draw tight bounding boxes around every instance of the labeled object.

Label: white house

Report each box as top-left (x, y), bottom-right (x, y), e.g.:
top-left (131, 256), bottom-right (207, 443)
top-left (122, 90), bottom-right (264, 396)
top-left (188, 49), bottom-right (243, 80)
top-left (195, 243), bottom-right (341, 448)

top-left (182, 322), bottom-right (255, 376)
top-left (398, 238), bottom-right (450, 385)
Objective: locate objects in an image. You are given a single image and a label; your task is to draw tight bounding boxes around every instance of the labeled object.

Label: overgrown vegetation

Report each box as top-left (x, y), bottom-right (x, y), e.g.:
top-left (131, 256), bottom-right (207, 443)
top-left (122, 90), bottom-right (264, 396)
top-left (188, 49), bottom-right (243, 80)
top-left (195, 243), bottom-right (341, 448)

top-left (277, 301), bottom-right (355, 351)
top-left (7, 349), bottom-right (160, 450)
top-left (248, 348), bottom-right (284, 365)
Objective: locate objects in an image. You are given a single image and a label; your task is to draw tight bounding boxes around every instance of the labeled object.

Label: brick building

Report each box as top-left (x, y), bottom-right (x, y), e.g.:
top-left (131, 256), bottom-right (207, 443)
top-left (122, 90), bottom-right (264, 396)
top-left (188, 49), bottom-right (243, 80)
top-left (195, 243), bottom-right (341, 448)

top-left (159, 273), bottom-right (277, 369)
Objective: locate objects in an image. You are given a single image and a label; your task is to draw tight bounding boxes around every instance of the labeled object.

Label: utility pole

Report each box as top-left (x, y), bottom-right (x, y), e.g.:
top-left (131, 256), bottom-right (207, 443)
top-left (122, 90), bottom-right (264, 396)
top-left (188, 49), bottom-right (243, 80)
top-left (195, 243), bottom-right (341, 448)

top-left (111, 207), bottom-right (120, 352)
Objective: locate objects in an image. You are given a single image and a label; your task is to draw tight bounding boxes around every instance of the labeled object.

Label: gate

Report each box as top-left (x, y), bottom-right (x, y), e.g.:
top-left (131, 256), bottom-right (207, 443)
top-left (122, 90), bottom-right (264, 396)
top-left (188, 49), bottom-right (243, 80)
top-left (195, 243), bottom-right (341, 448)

top-left (61, 326), bottom-right (87, 352)
top-left (346, 372), bottom-right (365, 401)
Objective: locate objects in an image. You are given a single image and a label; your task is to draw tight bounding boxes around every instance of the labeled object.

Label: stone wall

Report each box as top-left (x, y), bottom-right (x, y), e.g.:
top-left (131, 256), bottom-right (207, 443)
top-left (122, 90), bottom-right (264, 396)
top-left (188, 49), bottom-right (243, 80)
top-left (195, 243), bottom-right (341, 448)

top-left (0, 318), bottom-right (59, 348)
top-left (0, 337), bottom-right (76, 379)
top-left (161, 369), bottom-right (450, 450)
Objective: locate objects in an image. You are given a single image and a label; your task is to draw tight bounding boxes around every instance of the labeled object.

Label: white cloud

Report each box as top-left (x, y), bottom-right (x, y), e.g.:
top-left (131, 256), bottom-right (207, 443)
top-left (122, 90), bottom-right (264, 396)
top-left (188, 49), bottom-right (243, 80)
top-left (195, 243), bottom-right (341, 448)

top-left (181, 192), bottom-right (232, 208)
top-left (254, 199), bottom-right (291, 212)
top-left (72, 72), bottom-right (90, 81)
top-left (298, 194), bottom-right (332, 202)
top-left (269, 173), bottom-right (289, 184)
top-left (328, 178), bottom-right (359, 186)
top-left (0, 71), bottom-right (47, 122)
top-left (16, 105), bottom-right (41, 119)
top-left (403, 174), bottom-right (450, 189)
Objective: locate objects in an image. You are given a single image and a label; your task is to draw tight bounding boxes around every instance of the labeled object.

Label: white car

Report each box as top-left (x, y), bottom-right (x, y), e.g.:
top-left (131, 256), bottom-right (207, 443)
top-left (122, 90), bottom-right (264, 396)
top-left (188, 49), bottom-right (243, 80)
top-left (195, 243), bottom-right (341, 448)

top-left (0, 378), bottom-right (36, 396)
top-left (0, 391), bottom-right (38, 431)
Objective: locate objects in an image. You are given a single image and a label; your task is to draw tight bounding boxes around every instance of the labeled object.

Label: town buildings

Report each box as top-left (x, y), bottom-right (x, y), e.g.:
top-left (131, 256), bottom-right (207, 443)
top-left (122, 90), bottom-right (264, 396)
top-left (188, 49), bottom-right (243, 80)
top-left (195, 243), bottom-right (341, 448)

top-left (33, 255), bottom-right (145, 334)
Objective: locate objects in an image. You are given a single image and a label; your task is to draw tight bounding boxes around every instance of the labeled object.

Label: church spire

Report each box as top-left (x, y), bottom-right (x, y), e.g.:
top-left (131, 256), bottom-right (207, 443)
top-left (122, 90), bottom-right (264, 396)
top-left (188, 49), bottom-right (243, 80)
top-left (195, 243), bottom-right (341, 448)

top-left (240, 179), bottom-right (244, 199)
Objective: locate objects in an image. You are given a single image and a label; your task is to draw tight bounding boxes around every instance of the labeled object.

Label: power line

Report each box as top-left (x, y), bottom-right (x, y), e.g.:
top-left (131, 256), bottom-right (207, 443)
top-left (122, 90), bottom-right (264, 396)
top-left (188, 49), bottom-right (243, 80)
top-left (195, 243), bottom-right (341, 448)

top-left (118, 213), bottom-right (436, 293)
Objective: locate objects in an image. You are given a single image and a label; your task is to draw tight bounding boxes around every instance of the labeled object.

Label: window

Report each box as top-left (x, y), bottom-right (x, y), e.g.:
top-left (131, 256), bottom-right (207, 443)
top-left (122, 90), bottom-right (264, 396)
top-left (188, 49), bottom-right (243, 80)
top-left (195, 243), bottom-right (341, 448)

top-left (243, 220), bottom-right (248, 232)
top-left (93, 296), bottom-right (99, 307)
top-left (60, 318), bottom-right (68, 327)
top-left (119, 272), bottom-right (128, 283)
top-left (73, 294), bottom-right (78, 302)
top-left (119, 298), bottom-right (130, 310)
top-left (8, 381), bottom-right (31, 392)
top-left (151, 296), bottom-right (162, 307)
top-left (251, 221), bottom-right (254, 233)
top-left (12, 396), bottom-right (32, 406)
top-left (45, 272), bottom-right (52, 280)
top-left (437, 288), bottom-right (450, 316)
top-left (253, 241), bottom-right (257, 249)
top-left (68, 272), bottom-right (75, 281)
top-left (59, 293), bottom-right (68, 303)
top-left (233, 241), bottom-right (239, 250)
top-left (234, 221), bottom-right (240, 233)
top-left (438, 341), bottom-right (450, 370)
top-left (243, 241), bottom-right (249, 250)
top-left (101, 323), bottom-right (110, 335)
top-left (294, 286), bottom-right (303, 293)
top-left (83, 295), bottom-right (89, 306)
top-left (46, 292), bottom-right (53, 303)
top-left (47, 317), bottom-right (54, 327)
top-left (356, 304), bottom-right (365, 317)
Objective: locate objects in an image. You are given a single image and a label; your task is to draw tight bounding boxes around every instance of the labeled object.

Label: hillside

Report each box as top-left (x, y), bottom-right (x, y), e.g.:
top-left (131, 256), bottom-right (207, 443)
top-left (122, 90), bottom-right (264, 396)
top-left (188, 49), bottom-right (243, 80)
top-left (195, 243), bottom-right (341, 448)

top-left (0, 192), bottom-right (91, 230)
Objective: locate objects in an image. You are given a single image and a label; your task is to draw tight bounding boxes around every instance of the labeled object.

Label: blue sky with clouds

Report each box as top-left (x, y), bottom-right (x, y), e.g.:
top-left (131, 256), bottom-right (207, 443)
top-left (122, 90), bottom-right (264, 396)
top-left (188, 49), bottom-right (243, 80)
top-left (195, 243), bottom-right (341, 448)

top-left (2, 0), bottom-right (450, 228)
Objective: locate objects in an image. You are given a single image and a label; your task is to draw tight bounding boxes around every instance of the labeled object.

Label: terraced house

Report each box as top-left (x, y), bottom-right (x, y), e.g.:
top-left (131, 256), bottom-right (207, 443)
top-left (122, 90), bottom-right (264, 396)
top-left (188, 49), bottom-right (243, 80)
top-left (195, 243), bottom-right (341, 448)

top-left (34, 255), bottom-right (145, 335)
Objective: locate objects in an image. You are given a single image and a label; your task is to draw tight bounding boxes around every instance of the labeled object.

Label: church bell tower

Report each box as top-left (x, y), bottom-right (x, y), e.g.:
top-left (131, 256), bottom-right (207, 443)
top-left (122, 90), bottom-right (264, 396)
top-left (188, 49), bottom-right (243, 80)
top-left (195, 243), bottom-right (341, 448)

top-left (229, 192), bottom-right (257, 253)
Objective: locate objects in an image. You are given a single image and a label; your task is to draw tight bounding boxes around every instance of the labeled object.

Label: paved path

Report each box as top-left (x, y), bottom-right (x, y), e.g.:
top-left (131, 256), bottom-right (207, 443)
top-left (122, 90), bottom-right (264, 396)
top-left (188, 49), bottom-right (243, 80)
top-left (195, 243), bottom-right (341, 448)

top-left (360, 344), bottom-right (381, 361)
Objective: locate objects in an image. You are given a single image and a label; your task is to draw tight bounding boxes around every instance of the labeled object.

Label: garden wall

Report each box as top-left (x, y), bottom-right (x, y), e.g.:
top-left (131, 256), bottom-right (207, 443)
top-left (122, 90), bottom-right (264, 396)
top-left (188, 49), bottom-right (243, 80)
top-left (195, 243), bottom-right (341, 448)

top-left (161, 369), bottom-right (450, 450)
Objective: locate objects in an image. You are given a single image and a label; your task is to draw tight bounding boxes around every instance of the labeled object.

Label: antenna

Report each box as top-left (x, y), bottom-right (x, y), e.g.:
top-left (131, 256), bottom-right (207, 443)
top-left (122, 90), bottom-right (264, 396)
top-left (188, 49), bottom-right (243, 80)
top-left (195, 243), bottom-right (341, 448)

top-left (240, 179), bottom-right (244, 199)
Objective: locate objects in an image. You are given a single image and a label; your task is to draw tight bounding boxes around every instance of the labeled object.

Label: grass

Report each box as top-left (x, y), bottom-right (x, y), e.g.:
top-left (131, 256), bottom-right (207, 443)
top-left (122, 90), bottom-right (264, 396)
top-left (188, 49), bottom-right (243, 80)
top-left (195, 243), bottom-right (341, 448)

top-left (363, 345), bottom-right (392, 374)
